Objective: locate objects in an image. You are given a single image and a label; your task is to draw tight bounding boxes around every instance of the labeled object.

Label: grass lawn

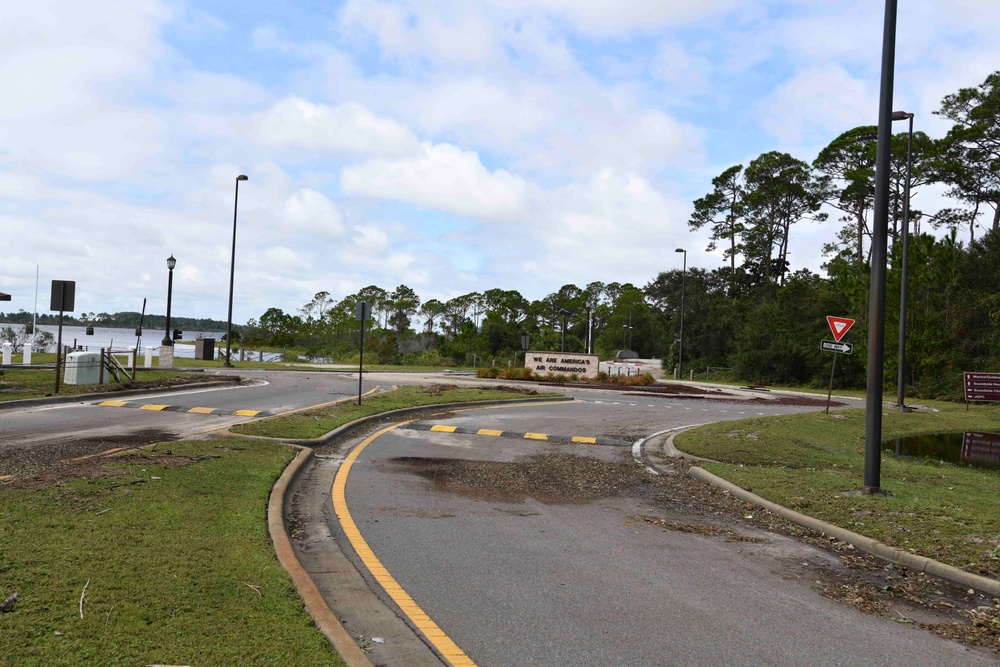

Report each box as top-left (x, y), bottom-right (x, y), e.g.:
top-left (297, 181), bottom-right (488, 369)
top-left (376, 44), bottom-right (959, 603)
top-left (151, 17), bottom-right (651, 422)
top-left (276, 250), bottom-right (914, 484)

top-left (675, 401), bottom-right (1000, 578)
top-left (0, 437), bottom-right (343, 667)
top-left (233, 384), bottom-right (561, 439)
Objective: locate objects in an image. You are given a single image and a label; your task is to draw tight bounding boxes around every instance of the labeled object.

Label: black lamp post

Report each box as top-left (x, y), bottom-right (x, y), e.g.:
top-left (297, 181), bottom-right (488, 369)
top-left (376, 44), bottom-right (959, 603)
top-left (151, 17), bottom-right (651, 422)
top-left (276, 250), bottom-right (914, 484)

top-left (892, 110), bottom-right (914, 409)
top-left (161, 255), bottom-right (176, 346)
top-left (224, 174), bottom-right (248, 367)
top-left (675, 248), bottom-right (687, 379)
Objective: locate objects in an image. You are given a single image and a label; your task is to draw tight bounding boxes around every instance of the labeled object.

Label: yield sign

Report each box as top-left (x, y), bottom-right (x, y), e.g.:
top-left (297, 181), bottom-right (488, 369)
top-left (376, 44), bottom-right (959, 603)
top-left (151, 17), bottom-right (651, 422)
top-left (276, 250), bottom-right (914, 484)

top-left (826, 316), bottom-right (856, 342)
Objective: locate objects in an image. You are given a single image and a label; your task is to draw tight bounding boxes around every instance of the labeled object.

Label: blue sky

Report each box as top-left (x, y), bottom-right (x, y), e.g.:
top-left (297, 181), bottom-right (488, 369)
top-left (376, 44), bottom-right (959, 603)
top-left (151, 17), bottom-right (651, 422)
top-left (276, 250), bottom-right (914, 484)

top-left (2, 0), bottom-right (999, 324)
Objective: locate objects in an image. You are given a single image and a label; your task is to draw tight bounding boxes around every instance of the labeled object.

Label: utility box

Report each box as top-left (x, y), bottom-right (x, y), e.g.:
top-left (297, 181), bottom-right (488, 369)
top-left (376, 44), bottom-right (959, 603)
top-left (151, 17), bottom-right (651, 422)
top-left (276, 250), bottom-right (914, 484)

top-left (64, 351), bottom-right (102, 385)
top-left (195, 338), bottom-right (215, 361)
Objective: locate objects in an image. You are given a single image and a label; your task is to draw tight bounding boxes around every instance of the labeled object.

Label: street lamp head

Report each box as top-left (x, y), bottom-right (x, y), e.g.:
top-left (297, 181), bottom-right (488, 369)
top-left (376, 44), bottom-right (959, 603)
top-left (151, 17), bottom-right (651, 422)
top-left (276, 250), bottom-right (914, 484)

top-left (675, 248), bottom-right (685, 253)
top-left (166, 254), bottom-right (176, 271)
top-left (891, 111), bottom-right (914, 121)
top-left (236, 174), bottom-right (248, 181)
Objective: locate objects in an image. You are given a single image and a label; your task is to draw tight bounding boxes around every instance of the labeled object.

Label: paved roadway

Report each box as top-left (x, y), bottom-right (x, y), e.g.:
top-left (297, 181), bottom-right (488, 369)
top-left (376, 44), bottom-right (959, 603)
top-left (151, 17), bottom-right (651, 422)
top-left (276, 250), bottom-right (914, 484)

top-left (0, 369), bottom-right (375, 477)
top-left (323, 387), bottom-right (998, 666)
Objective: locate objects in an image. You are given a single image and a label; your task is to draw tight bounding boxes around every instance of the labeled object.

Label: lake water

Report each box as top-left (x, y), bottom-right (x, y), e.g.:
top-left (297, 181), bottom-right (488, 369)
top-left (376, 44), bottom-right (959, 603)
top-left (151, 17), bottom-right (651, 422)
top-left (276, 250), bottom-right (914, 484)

top-left (2, 324), bottom-right (226, 359)
top-left (883, 431), bottom-right (1000, 470)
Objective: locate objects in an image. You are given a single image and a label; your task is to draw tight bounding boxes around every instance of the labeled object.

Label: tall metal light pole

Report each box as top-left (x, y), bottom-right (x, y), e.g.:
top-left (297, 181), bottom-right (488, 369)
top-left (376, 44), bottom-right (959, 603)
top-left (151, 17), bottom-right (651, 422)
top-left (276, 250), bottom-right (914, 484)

top-left (675, 248), bottom-right (687, 380)
top-left (892, 110), bottom-right (914, 410)
top-left (161, 255), bottom-right (176, 346)
top-left (224, 174), bottom-right (248, 368)
top-left (863, 0), bottom-right (899, 494)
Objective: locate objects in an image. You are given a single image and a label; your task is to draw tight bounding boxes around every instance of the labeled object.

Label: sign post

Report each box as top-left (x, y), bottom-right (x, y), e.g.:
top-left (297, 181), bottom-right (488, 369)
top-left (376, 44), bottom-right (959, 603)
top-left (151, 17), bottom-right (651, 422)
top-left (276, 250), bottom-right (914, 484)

top-left (823, 316), bottom-right (856, 414)
top-left (50, 280), bottom-right (76, 394)
top-left (356, 301), bottom-right (371, 405)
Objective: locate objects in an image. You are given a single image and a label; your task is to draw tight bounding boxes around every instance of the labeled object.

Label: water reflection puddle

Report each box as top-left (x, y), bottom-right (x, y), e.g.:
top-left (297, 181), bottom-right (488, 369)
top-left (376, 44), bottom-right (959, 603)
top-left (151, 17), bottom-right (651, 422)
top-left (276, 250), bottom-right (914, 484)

top-left (882, 431), bottom-right (1000, 469)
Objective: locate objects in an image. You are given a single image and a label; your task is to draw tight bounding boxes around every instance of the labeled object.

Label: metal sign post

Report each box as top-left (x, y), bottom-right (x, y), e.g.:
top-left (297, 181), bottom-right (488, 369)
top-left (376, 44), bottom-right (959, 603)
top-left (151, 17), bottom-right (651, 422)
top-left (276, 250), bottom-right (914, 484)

top-left (356, 301), bottom-right (371, 405)
top-left (822, 316), bottom-right (857, 415)
top-left (50, 280), bottom-right (76, 394)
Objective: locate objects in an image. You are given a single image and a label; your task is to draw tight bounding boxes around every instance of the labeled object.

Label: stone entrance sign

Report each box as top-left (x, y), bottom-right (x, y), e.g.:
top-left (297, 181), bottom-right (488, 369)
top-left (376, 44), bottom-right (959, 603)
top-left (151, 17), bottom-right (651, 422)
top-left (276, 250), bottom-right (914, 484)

top-left (525, 351), bottom-right (599, 379)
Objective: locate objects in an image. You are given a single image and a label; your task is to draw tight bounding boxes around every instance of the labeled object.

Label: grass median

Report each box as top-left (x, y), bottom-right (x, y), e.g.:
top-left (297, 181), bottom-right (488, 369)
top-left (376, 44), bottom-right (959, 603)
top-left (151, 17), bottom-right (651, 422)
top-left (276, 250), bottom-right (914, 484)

top-left (0, 368), bottom-right (221, 402)
top-left (232, 384), bottom-right (562, 440)
top-left (1, 385), bottom-right (557, 665)
top-left (674, 401), bottom-right (1000, 578)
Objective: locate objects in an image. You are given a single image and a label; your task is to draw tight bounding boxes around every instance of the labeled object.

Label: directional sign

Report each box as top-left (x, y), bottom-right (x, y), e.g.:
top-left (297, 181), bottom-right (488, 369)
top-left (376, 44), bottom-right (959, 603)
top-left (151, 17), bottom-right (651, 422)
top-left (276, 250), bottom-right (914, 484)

top-left (826, 316), bottom-right (855, 342)
top-left (821, 340), bottom-right (853, 354)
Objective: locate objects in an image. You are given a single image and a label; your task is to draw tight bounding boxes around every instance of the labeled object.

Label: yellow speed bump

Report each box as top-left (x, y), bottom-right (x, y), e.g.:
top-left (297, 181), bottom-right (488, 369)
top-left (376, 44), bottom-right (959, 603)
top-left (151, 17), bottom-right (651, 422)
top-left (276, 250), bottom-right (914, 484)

top-left (524, 432), bottom-right (548, 441)
top-left (476, 429), bottom-right (503, 437)
top-left (186, 407), bottom-right (216, 414)
top-left (99, 400), bottom-right (129, 407)
top-left (430, 425), bottom-right (458, 433)
top-left (138, 404), bottom-right (169, 411)
top-left (571, 436), bottom-right (597, 444)
top-left (233, 409), bottom-right (261, 417)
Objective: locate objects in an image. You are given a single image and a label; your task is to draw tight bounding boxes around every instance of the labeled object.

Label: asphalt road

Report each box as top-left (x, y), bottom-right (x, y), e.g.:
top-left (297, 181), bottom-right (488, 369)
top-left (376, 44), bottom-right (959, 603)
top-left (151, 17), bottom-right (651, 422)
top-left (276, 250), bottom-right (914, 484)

top-left (0, 369), bottom-right (374, 477)
top-left (325, 388), bottom-right (998, 666)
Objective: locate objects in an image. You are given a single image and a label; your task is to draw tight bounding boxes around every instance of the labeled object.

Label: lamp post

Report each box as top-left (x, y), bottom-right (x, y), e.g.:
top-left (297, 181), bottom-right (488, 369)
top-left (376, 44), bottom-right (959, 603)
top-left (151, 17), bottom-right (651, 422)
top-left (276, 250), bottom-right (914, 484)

top-left (161, 255), bottom-right (176, 346)
top-left (862, 0), bottom-right (899, 494)
top-left (675, 248), bottom-right (687, 380)
top-left (224, 174), bottom-right (248, 367)
top-left (892, 110), bottom-right (914, 410)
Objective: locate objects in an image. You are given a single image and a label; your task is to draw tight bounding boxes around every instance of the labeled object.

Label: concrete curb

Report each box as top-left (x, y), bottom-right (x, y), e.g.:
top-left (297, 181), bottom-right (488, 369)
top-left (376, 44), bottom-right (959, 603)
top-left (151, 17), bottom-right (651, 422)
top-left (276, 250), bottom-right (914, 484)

top-left (0, 379), bottom-right (241, 411)
top-left (270, 396), bottom-right (575, 447)
top-left (686, 466), bottom-right (1000, 596)
top-left (262, 394), bottom-right (574, 663)
top-left (267, 446), bottom-right (374, 667)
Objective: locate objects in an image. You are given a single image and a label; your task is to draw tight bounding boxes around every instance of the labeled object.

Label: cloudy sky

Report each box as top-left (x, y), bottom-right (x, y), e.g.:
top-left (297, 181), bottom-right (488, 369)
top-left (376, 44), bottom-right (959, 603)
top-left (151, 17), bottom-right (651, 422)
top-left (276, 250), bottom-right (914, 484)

top-left (2, 0), bottom-right (998, 324)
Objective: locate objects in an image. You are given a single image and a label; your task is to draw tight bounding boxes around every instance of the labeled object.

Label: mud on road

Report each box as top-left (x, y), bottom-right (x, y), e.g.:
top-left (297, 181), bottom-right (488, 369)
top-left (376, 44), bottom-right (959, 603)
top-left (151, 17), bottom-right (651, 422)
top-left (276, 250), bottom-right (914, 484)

top-left (382, 449), bottom-right (1000, 654)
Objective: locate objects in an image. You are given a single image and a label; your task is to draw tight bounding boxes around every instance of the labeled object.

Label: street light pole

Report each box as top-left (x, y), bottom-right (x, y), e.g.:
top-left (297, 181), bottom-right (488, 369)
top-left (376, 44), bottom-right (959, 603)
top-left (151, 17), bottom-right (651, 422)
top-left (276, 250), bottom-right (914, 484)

top-left (675, 248), bottom-right (686, 380)
top-left (161, 255), bottom-right (176, 346)
top-left (892, 110), bottom-right (914, 409)
top-left (224, 174), bottom-right (249, 368)
top-left (863, 0), bottom-right (899, 494)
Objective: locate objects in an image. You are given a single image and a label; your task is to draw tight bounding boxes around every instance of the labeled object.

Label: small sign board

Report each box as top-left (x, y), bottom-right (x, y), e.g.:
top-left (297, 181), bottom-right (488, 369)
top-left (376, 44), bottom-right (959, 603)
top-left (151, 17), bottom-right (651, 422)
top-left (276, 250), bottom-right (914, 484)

top-left (964, 372), bottom-right (1000, 403)
top-left (524, 351), bottom-right (599, 379)
top-left (821, 340), bottom-right (853, 354)
top-left (826, 316), bottom-right (855, 342)
top-left (355, 301), bottom-right (371, 321)
top-left (50, 280), bottom-right (76, 312)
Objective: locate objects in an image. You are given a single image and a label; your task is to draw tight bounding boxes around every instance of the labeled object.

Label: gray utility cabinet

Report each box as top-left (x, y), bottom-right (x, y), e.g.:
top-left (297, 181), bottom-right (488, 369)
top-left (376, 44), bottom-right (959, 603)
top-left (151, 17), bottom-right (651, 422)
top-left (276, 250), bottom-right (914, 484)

top-left (195, 338), bottom-right (216, 361)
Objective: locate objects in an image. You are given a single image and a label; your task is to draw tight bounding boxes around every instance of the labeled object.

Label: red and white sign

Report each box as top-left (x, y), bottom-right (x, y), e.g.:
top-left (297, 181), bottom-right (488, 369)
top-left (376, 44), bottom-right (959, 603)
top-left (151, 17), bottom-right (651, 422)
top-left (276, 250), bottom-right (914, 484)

top-left (826, 316), bottom-right (856, 342)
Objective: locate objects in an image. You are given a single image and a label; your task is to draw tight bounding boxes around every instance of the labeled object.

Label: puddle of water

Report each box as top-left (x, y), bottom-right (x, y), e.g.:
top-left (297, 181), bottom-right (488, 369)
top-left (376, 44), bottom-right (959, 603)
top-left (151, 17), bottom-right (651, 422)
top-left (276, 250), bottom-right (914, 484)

top-left (882, 431), bottom-right (1000, 469)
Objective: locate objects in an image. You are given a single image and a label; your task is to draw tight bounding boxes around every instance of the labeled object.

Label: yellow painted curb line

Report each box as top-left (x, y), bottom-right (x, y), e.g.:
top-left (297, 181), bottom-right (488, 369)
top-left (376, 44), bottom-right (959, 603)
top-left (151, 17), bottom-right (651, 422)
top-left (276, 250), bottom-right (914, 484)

top-left (333, 422), bottom-right (477, 667)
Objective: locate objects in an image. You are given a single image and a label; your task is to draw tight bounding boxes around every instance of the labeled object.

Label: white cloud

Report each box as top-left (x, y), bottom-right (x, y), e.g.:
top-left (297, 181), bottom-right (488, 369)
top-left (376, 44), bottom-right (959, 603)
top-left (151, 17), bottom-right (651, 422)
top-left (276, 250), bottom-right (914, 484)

top-left (758, 64), bottom-right (875, 145)
top-left (340, 142), bottom-right (529, 219)
top-left (254, 97), bottom-right (421, 156)
top-left (283, 188), bottom-right (346, 238)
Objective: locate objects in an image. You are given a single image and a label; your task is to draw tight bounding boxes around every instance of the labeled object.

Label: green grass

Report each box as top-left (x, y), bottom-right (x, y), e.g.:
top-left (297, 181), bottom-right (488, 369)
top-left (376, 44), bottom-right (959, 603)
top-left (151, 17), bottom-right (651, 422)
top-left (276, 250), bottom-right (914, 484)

top-left (675, 401), bottom-right (1000, 577)
top-left (0, 369), bottom-right (203, 402)
top-left (233, 385), bottom-right (561, 439)
top-left (0, 438), bottom-right (343, 667)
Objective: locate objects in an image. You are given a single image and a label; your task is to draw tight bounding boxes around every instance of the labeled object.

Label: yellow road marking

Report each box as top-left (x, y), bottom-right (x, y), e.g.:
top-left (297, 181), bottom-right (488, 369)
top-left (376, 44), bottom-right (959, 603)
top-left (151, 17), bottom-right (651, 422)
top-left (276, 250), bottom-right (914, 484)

top-left (571, 436), bottom-right (597, 444)
top-left (99, 400), bottom-right (129, 407)
top-left (187, 407), bottom-right (216, 414)
top-left (64, 447), bottom-right (127, 462)
top-left (233, 409), bottom-right (261, 417)
top-left (523, 432), bottom-right (548, 441)
top-left (333, 423), bottom-right (477, 667)
top-left (139, 404), bottom-right (169, 411)
top-left (430, 424), bottom-right (458, 433)
top-left (476, 428), bottom-right (503, 436)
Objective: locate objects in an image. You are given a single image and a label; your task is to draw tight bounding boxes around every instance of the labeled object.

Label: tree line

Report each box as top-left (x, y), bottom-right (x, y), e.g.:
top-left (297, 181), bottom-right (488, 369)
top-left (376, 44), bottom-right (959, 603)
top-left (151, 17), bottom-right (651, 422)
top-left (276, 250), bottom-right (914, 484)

top-left (243, 72), bottom-right (1000, 399)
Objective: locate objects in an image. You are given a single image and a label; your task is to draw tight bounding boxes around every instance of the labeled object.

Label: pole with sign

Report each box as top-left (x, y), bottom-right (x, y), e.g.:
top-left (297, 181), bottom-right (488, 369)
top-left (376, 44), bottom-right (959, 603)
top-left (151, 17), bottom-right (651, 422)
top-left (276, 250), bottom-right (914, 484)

top-left (356, 301), bottom-right (371, 405)
top-left (823, 316), bottom-right (856, 414)
top-left (50, 280), bottom-right (76, 394)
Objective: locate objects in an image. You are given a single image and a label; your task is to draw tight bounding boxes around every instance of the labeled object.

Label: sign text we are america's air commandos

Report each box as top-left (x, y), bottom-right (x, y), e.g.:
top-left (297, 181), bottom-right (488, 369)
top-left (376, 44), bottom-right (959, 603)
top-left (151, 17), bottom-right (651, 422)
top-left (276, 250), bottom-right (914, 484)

top-left (525, 351), bottom-right (599, 379)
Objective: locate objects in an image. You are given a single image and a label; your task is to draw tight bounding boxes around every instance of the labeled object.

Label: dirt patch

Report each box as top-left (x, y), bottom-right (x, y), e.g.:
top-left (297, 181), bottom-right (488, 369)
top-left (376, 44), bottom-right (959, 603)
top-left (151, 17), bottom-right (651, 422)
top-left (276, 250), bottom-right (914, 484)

top-left (0, 429), bottom-right (178, 484)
